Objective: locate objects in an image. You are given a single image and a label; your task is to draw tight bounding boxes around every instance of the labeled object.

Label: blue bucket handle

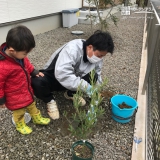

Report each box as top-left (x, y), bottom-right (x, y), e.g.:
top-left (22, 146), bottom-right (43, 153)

top-left (112, 107), bottom-right (138, 120)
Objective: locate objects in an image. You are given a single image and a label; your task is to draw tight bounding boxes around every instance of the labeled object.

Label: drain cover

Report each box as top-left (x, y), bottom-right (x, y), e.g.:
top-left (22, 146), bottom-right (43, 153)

top-left (71, 31), bottom-right (84, 35)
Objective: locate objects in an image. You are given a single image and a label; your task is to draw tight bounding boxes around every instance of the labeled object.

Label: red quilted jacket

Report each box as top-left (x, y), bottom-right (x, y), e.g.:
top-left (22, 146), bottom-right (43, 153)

top-left (0, 43), bottom-right (38, 110)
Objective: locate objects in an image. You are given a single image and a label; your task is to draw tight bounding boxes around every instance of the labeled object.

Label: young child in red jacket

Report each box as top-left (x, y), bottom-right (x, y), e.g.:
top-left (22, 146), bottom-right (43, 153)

top-left (0, 25), bottom-right (50, 134)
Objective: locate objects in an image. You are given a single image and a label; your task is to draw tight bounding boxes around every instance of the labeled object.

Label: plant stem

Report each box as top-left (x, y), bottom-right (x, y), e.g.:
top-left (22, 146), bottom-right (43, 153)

top-left (93, 0), bottom-right (103, 30)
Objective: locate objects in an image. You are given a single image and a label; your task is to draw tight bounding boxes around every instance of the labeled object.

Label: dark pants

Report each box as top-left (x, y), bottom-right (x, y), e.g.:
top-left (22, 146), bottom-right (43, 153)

top-left (31, 71), bottom-right (98, 103)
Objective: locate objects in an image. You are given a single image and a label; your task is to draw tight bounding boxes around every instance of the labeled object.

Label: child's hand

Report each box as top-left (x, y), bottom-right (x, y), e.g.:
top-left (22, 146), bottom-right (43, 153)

top-left (0, 104), bottom-right (6, 108)
top-left (36, 72), bottom-right (44, 77)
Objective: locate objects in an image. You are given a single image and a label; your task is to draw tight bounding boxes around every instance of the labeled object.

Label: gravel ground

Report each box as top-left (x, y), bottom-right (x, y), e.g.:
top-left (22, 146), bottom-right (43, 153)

top-left (0, 12), bottom-right (144, 160)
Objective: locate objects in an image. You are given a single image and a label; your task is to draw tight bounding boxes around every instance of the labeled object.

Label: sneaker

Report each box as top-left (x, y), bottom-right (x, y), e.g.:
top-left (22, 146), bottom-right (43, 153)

top-left (47, 100), bottom-right (59, 120)
top-left (64, 91), bottom-right (86, 106)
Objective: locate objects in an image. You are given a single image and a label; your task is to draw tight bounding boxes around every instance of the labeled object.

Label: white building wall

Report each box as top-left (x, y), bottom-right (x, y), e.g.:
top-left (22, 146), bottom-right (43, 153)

top-left (0, 0), bottom-right (82, 44)
top-left (0, 0), bottom-right (82, 24)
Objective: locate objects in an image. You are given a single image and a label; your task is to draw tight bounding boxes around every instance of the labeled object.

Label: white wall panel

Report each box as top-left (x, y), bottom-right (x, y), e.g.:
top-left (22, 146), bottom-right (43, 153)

top-left (0, 0), bottom-right (82, 24)
top-left (65, 0), bottom-right (82, 9)
top-left (0, 0), bottom-right (10, 23)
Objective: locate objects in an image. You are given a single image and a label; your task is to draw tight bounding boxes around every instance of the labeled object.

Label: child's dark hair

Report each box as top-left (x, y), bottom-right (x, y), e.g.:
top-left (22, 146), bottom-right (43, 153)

top-left (86, 30), bottom-right (114, 54)
top-left (6, 25), bottom-right (35, 53)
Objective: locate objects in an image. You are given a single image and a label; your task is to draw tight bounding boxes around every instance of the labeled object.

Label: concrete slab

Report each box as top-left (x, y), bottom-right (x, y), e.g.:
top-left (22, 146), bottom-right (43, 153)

top-left (131, 14), bottom-right (147, 160)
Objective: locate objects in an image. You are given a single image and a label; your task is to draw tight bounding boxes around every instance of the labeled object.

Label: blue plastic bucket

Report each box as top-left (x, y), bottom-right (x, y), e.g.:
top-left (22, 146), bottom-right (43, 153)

top-left (111, 95), bottom-right (138, 123)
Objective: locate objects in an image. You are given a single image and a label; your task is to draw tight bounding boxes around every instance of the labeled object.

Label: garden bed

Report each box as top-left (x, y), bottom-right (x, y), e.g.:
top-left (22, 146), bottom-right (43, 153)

top-left (0, 12), bottom-right (144, 160)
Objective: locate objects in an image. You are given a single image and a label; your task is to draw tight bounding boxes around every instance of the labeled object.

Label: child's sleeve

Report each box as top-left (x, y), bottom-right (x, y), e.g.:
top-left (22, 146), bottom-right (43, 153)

top-left (0, 67), bottom-right (6, 105)
top-left (25, 57), bottom-right (39, 76)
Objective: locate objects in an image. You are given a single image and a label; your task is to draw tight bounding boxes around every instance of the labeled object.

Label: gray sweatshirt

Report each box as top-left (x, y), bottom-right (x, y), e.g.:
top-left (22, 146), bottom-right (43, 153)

top-left (43, 39), bottom-right (103, 91)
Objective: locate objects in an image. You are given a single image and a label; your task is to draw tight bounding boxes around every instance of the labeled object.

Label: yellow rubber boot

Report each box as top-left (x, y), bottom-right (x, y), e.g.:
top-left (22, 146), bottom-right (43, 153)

top-left (15, 118), bottom-right (32, 135)
top-left (31, 111), bottom-right (50, 125)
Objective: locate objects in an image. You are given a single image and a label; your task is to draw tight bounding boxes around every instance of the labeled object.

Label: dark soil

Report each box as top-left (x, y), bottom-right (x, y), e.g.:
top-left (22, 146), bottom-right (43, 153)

top-left (59, 105), bottom-right (77, 137)
top-left (118, 102), bottom-right (132, 109)
top-left (74, 144), bottom-right (92, 159)
top-left (100, 90), bottom-right (115, 100)
top-left (59, 100), bottom-right (104, 138)
top-left (58, 90), bottom-right (132, 138)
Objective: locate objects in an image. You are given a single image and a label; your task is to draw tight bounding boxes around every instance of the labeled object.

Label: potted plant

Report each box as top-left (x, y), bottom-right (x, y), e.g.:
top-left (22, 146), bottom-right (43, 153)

top-left (64, 70), bottom-right (108, 160)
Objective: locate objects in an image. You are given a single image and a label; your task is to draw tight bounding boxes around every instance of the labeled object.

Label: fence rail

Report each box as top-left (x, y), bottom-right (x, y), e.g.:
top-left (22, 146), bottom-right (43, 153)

top-left (144, 0), bottom-right (160, 159)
